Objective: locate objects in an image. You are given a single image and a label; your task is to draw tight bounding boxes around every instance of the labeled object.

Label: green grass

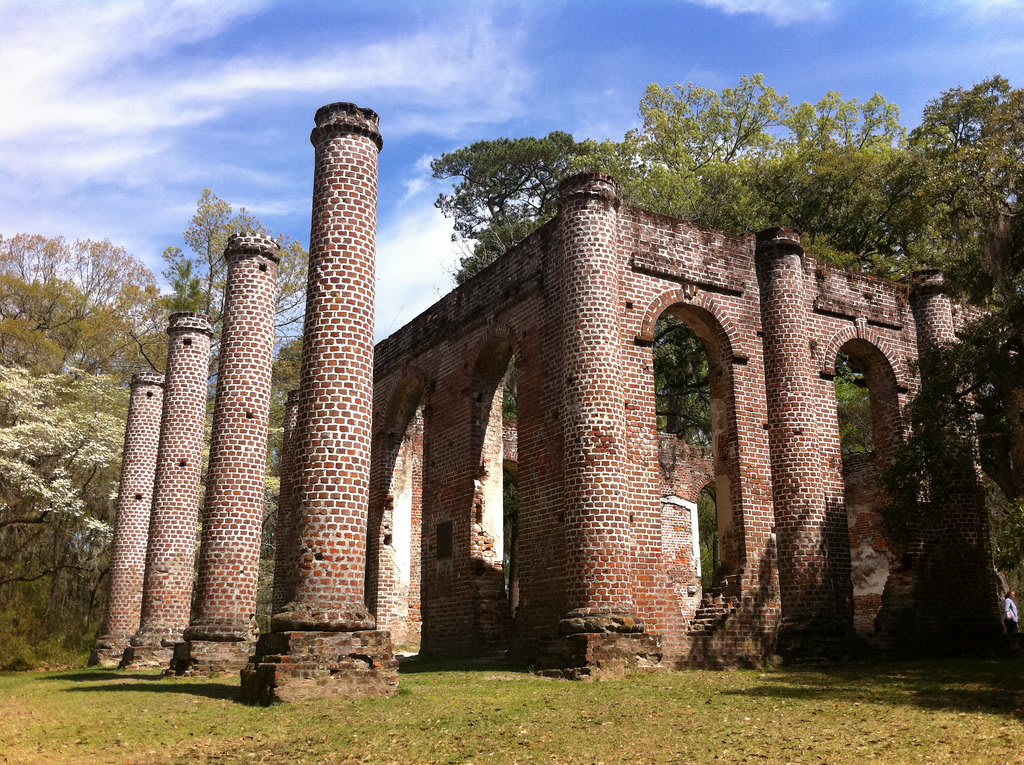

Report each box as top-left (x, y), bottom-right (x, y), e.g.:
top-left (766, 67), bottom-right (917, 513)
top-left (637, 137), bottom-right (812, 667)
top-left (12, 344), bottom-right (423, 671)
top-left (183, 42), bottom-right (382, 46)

top-left (1, 657), bottom-right (1022, 763)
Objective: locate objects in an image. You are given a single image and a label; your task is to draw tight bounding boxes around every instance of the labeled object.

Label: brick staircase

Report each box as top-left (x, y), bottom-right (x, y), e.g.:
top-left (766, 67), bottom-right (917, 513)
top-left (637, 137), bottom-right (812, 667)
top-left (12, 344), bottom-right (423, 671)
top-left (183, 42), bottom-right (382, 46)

top-left (688, 576), bottom-right (741, 636)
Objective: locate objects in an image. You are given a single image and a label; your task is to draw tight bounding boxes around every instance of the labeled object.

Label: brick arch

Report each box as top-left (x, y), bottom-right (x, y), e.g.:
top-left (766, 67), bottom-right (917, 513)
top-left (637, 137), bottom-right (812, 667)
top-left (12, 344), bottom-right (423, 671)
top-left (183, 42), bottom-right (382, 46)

top-left (823, 327), bottom-right (906, 462)
top-left (637, 286), bottom-right (751, 579)
top-left (470, 323), bottom-right (520, 385)
top-left (637, 287), bottom-right (752, 363)
top-left (819, 322), bottom-right (908, 392)
top-left (377, 365), bottom-right (428, 440)
top-left (368, 364), bottom-right (428, 639)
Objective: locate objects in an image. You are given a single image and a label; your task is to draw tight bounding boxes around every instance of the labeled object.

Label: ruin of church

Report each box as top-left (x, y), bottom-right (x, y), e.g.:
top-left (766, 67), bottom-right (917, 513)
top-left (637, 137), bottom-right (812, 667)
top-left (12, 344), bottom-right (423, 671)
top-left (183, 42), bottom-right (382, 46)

top-left (97, 101), bottom-right (1002, 700)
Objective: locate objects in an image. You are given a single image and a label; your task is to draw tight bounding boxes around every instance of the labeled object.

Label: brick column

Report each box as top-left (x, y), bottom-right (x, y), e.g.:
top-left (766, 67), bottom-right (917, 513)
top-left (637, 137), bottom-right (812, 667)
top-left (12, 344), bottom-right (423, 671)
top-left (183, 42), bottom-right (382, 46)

top-left (910, 269), bottom-right (956, 347)
top-left (90, 372), bottom-right (164, 667)
top-left (542, 173), bottom-right (658, 678)
top-left (271, 389), bottom-right (301, 615)
top-left (172, 233), bottom-right (280, 674)
top-left (242, 102), bottom-right (397, 702)
top-left (756, 228), bottom-right (845, 656)
top-left (909, 268), bottom-right (998, 649)
top-left (122, 312), bottom-right (212, 669)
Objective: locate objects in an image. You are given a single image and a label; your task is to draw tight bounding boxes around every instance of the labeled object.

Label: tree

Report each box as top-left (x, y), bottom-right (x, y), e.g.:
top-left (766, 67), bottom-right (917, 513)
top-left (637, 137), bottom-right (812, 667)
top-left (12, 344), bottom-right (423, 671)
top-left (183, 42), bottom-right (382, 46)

top-left (431, 132), bottom-right (589, 283)
top-left (0, 366), bottom-right (126, 668)
top-left (0, 234), bottom-right (165, 379)
top-left (653, 315), bottom-right (711, 446)
top-left (162, 189), bottom-right (308, 343)
top-left (907, 77), bottom-right (1024, 501)
top-left (757, 92), bottom-right (927, 275)
top-left (581, 74), bottom-right (788, 232)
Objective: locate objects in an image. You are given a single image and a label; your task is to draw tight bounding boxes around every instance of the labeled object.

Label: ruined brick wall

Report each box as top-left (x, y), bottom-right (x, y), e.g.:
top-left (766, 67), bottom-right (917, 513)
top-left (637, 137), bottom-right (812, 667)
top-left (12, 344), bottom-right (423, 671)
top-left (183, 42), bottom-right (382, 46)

top-left (368, 174), bottom-right (998, 667)
top-left (656, 435), bottom-right (713, 630)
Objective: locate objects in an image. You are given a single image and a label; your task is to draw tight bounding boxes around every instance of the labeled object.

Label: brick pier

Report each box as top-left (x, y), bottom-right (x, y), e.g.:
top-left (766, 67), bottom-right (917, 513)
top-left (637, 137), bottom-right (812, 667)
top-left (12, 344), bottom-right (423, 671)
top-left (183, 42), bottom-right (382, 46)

top-left (242, 103), bottom-right (397, 702)
top-left (121, 313), bottom-right (212, 669)
top-left (172, 233), bottom-right (281, 675)
top-left (90, 372), bottom-right (165, 667)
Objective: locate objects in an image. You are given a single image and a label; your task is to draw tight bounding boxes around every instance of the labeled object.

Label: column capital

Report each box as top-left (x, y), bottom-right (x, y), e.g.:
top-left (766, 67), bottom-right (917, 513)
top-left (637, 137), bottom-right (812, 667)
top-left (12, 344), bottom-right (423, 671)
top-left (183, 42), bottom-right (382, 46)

top-left (225, 232), bottom-right (281, 264)
top-left (558, 172), bottom-right (619, 211)
top-left (311, 102), bottom-right (383, 151)
top-left (167, 312), bottom-right (213, 337)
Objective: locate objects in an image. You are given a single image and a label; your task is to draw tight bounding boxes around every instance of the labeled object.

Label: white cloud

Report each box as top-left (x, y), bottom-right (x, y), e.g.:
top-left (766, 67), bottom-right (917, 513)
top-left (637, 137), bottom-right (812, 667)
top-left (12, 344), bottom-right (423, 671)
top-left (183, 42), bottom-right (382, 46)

top-left (375, 205), bottom-right (457, 342)
top-left (683, 0), bottom-right (835, 25)
top-left (0, 0), bottom-right (532, 284)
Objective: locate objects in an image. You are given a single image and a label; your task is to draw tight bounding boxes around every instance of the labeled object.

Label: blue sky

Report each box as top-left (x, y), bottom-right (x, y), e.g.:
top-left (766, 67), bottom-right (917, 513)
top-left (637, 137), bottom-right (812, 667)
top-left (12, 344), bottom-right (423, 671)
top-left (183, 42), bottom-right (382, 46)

top-left (2, 0), bottom-right (1023, 340)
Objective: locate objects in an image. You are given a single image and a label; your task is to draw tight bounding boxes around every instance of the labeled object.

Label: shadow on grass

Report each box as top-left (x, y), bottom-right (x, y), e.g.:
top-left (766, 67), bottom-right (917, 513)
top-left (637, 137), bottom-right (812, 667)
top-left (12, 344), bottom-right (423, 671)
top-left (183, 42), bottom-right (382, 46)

top-left (37, 667), bottom-right (241, 701)
top-left (62, 679), bottom-right (239, 701)
top-left (398, 653), bottom-right (532, 675)
top-left (718, 658), bottom-right (1024, 717)
top-left (41, 670), bottom-right (165, 682)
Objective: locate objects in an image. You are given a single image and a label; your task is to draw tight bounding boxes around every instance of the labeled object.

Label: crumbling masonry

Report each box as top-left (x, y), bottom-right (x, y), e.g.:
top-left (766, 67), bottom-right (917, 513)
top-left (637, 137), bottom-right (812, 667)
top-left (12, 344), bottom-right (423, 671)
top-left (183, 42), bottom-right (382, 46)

top-left (103, 101), bottom-right (1002, 690)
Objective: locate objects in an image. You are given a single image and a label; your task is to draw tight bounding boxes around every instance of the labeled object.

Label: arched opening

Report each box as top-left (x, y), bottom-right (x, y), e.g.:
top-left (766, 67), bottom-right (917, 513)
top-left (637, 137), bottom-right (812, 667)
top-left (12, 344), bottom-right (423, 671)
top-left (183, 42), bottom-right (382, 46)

top-left (697, 483), bottom-right (719, 589)
top-left (468, 340), bottom-right (516, 647)
top-left (652, 304), bottom-right (741, 612)
top-left (371, 376), bottom-right (425, 652)
top-left (832, 340), bottom-right (901, 640)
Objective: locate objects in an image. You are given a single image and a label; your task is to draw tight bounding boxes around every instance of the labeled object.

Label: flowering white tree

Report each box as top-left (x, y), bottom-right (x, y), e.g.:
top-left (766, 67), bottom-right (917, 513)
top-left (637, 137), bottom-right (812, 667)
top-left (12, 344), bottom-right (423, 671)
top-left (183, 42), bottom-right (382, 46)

top-left (0, 366), bottom-right (126, 663)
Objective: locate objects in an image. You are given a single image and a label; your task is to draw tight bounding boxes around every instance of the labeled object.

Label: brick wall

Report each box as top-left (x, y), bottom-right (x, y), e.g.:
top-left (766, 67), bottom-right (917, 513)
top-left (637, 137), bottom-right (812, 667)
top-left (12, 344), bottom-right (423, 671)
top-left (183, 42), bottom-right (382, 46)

top-left (367, 174), bottom-right (999, 669)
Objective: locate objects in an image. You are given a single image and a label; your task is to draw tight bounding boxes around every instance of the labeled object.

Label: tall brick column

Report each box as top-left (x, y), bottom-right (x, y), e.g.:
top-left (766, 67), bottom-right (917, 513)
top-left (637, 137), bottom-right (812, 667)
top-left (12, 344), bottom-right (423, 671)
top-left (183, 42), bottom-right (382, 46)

top-left (121, 312), bottom-right (212, 669)
top-left (271, 389), bottom-right (301, 615)
top-left (542, 173), bottom-right (658, 678)
top-left (90, 372), bottom-right (165, 667)
top-left (242, 103), bottom-right (397, 702)
top-left (910, 269), bottom-right (998, 649)
top-left (756, 228), bottom-right (846, 656)
top-left (172, 233), bottom-right (281, 675)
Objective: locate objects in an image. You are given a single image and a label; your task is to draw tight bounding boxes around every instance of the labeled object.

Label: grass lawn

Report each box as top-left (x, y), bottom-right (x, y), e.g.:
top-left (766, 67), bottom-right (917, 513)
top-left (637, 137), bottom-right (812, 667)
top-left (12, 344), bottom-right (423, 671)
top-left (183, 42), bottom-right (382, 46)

top-left (1, 656), bottom-right (1022, 764)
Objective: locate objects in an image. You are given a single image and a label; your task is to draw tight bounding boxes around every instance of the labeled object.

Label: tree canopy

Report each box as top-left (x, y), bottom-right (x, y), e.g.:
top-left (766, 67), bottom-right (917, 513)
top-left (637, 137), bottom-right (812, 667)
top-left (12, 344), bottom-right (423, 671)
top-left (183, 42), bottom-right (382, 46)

top-left (431, 131), bottom-right (590, 283)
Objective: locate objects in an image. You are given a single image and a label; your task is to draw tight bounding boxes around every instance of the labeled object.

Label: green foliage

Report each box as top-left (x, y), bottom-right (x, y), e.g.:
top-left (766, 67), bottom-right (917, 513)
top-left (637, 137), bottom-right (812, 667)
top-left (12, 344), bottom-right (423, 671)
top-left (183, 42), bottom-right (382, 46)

top-left (697, 485), bottom-right (719, 589)
top-left (0, 233), bottom-right (164, 378)
top-left (994, 499), bottom-right (1024, 574)
top-left (653, 314), bottom-right (710, 446)
top-left (162, 189), bottom-right (309, 341)
top-left (163, 254), bottom-right (205, 312)
top-left (574, 76), bottom-right (925, 276)
top-left (431, 132), bottom-right (589, 283)
top-left (0, 366), bottom-right (127, 668)
top-left (834, 353), bottom-right (873, 457)
top-left (911, 75), bottom-right (1024, 303)
top-left (881, 77), bottom-right (1024, 572)
top-left (588, 74), bottom-right (788, 232)
top-left (881, 344), bottom-right (981, 540)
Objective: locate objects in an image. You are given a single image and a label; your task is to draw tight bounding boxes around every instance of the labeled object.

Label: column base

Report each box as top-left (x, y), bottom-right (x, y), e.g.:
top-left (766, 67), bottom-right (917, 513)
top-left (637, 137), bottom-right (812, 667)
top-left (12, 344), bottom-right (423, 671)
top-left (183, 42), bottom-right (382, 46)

top-left (241, 630), bottom-right (398, 704)
top-left (119, 627), bottom-right (181, 669)
top-left (89, 636), bottom-right (128, 668)
top-left (118, 642), bottom-right (174, 670)
top-left (536, 631), bottom-right (663, 680)
top-left (169, 638), bottom-right (256, 676)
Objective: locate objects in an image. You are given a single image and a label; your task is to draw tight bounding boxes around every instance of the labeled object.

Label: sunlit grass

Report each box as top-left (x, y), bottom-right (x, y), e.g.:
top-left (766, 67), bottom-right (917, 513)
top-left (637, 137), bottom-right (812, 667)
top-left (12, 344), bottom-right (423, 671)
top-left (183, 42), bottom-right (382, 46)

top-left (1, 657), bottom-right (1022, 763)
